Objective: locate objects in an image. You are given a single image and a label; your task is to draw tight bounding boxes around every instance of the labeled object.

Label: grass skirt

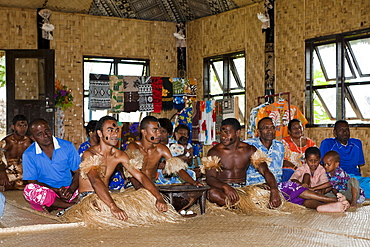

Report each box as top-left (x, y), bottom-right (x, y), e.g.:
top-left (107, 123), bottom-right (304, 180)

top-left (215, 185), bottom-right (306, 216)
top-left (62, 188), bottom-right (184, 228)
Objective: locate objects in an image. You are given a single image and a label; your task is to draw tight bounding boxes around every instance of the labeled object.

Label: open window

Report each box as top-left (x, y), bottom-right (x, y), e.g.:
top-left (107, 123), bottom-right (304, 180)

top-left (203, 52), bottom-right (245, 125)
top-left (305, 29), bottom-right (370, 125)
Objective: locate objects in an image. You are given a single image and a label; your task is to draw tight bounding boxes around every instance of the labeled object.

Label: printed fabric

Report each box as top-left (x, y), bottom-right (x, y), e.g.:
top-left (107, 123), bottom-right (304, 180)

top-left (151, 77), bottom-right (163, 113)
top-left (123, 76), bottom-right (140, 112)
top-left (282, 137), bottom-right (316, 168)
top-left (109, 75), bottom-right (125, 113)
top-left (243, 138), bottom-right (284, 185)
top-left (162, 77), bottom-right (173, 110)
top-left (199, 100), bottom-right (216, 145)
top-left (138, 76), bottom-right (153, 112)
top-left (247, 103), bottom-right (268, 138)
top-left (172, 78), bottom-right (185, 110)
top-left (326, 167), bottom-right (365, 200)
top-left (89, 74), bottom-right (111, 110)
top-left (255, 101), bottom-right (308, 140)
top-left (277, 181), bottom-right (307, 205)
top-left (23, 183), bottom-right (78, 211)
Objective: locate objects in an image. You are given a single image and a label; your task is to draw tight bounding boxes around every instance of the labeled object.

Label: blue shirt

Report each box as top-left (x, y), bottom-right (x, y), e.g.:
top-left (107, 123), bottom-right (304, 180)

top-left (243, 138), bottom-right (284, 185)
top-left (320, 138), bottom-right (364, 176)
top-left (22, 137), bottom-right (81, 188)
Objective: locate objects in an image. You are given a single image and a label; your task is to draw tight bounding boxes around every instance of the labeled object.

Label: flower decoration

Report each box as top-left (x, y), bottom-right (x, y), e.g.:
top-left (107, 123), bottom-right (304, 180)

top-left (54, 80), bottom-right (73, 110)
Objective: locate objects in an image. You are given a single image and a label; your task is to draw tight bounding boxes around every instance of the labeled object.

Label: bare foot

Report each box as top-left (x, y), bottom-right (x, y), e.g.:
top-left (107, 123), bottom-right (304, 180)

top-left (336, 193), bottom-right (346, 202)
top-left (316, 200), bottom-right (350, 213)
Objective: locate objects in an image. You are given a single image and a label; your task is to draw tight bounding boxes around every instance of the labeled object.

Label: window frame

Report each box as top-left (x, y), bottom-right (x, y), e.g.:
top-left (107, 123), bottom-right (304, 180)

top-left (305, 28), bottom-right (370, 127)
top-left (203, 51), bottom-right (246, 124)
top-left (83, 56), bottom-right (150, 122)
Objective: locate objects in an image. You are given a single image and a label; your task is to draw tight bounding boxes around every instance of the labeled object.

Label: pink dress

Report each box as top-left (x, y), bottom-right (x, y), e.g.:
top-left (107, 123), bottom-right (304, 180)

top-left (290, 163), bottom-right (328, 187)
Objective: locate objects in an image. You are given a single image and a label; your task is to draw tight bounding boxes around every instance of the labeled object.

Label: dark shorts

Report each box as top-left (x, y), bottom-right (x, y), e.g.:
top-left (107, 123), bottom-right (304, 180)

top-left (278, 181), bottom-right (307, 205)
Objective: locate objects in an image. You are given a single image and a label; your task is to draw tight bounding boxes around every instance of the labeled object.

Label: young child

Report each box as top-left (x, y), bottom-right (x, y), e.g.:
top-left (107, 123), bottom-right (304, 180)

top-left (290, 147), bottom-right (331, 192)
top-left (156, 136), bottom-right (197, 185)
top-left (169, 136), bottom-right (191, 157)
top-left (323, 150), bottom-right (365, 207)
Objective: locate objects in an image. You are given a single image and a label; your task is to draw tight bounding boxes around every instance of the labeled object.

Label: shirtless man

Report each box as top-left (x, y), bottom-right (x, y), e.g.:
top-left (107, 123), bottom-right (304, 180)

top-left (126, 116), bottom-right (202, 189)
top-left (206, 118), bottom-right (349, 213)
top-left (79, 116), bottom-right (168, 220)
top-left (0, 115), bottom-right (33, 190)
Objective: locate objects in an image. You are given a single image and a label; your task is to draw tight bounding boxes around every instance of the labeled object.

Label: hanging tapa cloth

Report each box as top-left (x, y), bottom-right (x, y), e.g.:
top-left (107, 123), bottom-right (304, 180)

top-left (123, 76), bottom-right (140, 112)
top-left (109, 75), bottom-right (124, 113)
top-left (172, 77), bottom-right (185, 110)
top-left (151, 77), bottom-right (163, 113)
top-left (162, 77), bottom-right (173, 110)
top-left (138, 76), bottom-right (153, 112)
top-left (89, 74), bottom-right (111, 110)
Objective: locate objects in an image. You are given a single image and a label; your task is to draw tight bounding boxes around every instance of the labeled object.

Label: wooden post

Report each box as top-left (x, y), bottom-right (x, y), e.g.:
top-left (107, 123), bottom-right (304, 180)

top-left (264, 0), bottom-right (275, 103)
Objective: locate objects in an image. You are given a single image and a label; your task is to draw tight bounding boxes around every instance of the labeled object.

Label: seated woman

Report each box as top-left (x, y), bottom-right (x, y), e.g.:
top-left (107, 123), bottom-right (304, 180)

top-left (281, 119), bottom-right (316, 181)
top-left (156, 125), bottom-right (196, 185)
top-left (169, 124), bottom-right (193, 165)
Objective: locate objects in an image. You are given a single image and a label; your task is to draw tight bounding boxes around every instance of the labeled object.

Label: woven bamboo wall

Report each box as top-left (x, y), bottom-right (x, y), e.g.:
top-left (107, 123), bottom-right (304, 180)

top-left (50, 13), bottom-right (177, 146)
top-left (0, 7), bottom-right (177, 147)
top-left (187, 2), bottom-right (265, 117)
top-left (0, 8), bottom-right (37, 49)
top-left (187, 0), bottom-right (370, 175)
top-left (275, 0), bottom-right (370, 176)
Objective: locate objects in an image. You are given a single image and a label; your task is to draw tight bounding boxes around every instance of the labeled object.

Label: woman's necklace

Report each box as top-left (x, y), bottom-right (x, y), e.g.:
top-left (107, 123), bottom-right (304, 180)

top-left (290, 136), bottom-right (303, 154)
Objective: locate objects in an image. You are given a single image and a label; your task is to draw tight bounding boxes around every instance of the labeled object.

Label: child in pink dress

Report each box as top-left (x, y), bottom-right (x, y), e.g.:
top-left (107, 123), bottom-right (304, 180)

top-left (290, 147), bottom-right (331, 193)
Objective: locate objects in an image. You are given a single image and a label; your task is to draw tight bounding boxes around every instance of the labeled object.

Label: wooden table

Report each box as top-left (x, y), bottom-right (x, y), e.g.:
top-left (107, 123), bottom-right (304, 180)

top-left (158, 185), bottom-right (210, 215)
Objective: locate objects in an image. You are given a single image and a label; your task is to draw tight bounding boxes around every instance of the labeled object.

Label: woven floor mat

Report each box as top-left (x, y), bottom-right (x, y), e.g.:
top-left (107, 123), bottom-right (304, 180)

top-left (1, 191), bottom-right (370, 246)
top-left (1, 190), bottom-right (63, 228)
top-left (1, 210), bottom-right (370, 246)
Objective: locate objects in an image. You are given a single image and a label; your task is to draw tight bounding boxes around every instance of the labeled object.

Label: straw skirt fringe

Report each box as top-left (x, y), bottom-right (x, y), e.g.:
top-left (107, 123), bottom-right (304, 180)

top-left (62, 188), bottom-right (184, 228)
top-left (209, 185), bottom-right (306, 216)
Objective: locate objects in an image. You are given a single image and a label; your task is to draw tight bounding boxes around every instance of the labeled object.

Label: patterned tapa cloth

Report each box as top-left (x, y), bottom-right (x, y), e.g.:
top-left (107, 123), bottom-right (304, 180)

top-left (123, 76), bottom-right (140, 112)
top-left (138, 76), bottom-right (153, 112)
top-left (151, 77), bottom-right (163, 113)
top-left (162, 77), bottom-right (173, 110)
top-left (172, 77), bottom-right (185, 110)
top-left (89, 74), bottom-right (111, 110)
top-left (109, 75), bottom-right (125, 113)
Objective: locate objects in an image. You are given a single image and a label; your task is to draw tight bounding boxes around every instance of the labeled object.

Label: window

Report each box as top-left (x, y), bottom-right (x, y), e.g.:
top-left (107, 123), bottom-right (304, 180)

top-left (203, 52), bottom-right (245, 125)
top-left (83, 56), bottom-right (149, 123)
top-left (305, 29), bottom-right (370, 125)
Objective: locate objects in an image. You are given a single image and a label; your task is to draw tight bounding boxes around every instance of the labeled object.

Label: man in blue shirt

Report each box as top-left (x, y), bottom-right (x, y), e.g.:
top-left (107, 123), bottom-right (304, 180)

top-left (22, 118), bottom-right (80, 212)
top-left (320, 120), bottom-right (365, 176)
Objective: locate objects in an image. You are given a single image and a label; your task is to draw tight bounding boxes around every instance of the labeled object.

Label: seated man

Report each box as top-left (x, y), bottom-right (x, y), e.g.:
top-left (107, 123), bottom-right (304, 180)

top-left (320, 120), bottom-right (364, 176)
top-left (205, 118), bottom-right (349, 213)
top-left (0, 114), bottom-right (33, 190)
top-left (320, 120), bottom-right (370, 199)
top-left (22, 118), bottom-right (80, 211)
top-left (75, 116), bottom-right (168, 221)
top-left (126, 116), bottom-right (202, 189)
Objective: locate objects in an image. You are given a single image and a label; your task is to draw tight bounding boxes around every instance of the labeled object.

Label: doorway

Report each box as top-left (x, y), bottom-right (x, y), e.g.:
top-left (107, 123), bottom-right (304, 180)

top-left (5, 49), bottom-right (55, 134)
